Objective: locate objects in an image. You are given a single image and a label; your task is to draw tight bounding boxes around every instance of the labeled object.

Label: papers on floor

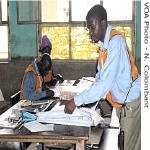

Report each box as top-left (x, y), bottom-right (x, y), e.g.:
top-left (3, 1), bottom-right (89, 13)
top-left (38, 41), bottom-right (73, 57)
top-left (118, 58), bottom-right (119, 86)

top-left (37, 102), bottom-right (104, 127)
top-left (24, 120), bottom-right (54, 132)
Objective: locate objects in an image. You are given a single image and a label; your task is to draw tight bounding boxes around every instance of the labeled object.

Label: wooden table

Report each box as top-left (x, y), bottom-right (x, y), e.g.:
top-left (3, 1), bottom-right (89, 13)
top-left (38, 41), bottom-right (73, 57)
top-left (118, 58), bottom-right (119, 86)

top-left (0, 102), bottom-right (89, 150)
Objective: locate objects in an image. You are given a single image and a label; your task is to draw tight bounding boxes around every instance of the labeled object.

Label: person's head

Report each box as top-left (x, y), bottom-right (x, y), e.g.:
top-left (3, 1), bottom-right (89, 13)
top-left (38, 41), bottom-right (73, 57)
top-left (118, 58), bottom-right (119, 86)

top-left (39, 35), bottom-right (52, 55)
top-left (37, 54), bottom-right (52, 77)
top-left (86, 4), bottom-right (107, 43)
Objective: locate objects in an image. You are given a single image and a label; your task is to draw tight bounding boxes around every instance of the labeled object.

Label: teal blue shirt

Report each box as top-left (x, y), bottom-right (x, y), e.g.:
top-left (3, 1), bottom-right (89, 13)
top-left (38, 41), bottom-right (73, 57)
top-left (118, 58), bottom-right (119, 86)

top-left (74, 25), bottom-right (141, 106)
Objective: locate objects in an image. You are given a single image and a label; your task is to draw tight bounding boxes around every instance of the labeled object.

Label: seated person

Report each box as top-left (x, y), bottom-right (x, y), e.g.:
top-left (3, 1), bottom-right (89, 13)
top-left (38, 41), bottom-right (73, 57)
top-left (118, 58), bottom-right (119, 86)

top-left (37, 35), bottom-right (64, 86)
top-left (20, 54), bottom-right (55, 101)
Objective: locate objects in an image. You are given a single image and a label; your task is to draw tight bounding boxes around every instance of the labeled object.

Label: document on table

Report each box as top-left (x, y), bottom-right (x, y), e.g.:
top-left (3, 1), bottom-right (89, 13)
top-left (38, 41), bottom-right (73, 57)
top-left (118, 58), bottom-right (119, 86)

top-left (24, 120), bottom-right (54, 132)
top-left (37, 102), bottom-right (104, 127)
top-left (0, 103), bottom-right (21, 128)
top-left (50, 77), bottom-right (95, 98)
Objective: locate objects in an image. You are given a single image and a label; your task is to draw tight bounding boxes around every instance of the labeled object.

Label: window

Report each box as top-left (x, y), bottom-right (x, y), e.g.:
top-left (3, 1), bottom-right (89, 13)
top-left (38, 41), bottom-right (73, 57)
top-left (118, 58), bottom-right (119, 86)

top-left (103, 0), bottom-right (134, 52)
top-left (103, 0), bottom-right (133, 21)
top-left (41, 0), bottom-right (69, 22)
top-left (0, 0), bottom-right (8, 60)
top-left (40, 0), bottom-right (100, 60)
top-left (40, 0), bottom-right (136, 60)
top-left (16, 0), bottom-right (135, 60)
top-left (17, 0), bottom-right (135, 60)
top-left (17, 1), bottom-right (40, 23)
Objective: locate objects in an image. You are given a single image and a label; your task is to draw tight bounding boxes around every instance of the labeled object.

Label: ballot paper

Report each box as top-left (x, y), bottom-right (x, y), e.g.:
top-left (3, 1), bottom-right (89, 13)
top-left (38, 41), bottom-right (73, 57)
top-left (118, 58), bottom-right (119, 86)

top-left (49, 77), bottom-right (95, 100)
top-left (37, 102), bottom-right (104, 127)
top-left (24, 120), bottom-right (54, 132)
top-left (36, 77), bottom-right (104, 127)
top-left (76, 77), bottom-right (95, 93)
top-left (53, 77), bottom-right (95, 100)
top-left (58, 86), bottom-right (79, 100)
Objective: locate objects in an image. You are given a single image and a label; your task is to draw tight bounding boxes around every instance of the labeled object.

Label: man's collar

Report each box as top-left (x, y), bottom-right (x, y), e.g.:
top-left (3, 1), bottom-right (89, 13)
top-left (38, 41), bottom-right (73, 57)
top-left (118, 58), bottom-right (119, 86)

top-left (98, 24), bottom-right (113, 51)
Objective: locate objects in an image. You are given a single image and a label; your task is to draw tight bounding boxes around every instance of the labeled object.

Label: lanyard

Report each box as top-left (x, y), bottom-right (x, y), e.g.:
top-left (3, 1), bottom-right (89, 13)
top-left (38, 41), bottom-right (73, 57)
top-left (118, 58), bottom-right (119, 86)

top-left (119, 81), bottom-right (133, 123)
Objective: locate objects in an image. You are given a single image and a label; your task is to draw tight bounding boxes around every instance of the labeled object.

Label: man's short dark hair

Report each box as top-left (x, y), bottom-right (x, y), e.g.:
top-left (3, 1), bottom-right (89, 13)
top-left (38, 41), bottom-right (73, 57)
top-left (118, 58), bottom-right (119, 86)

top-left (86, 4), bottom-right (107, 21)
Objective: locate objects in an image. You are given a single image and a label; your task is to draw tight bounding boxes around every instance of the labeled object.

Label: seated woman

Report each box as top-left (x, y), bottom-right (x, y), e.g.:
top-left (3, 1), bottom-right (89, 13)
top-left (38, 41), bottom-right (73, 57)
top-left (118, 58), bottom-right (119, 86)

top-left (20, 54), bottom-right (55, 101)
top-left (37, 35), bottom-right (64, 86)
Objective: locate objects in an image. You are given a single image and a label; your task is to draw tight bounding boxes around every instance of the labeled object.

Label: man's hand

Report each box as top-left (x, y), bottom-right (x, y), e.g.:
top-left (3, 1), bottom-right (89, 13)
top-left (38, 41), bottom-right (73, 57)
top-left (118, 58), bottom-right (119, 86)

top-left (60, 99), bottom-right (76, 114)
top-left (65, 99), bottom-right (76, 114)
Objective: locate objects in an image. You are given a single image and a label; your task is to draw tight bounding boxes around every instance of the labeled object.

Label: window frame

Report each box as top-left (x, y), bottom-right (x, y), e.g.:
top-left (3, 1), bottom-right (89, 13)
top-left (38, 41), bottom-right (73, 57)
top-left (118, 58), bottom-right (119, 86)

top-left (16, 1), bottom-right (41, 24)
top-left (39, 0), bottom-right (136, 61)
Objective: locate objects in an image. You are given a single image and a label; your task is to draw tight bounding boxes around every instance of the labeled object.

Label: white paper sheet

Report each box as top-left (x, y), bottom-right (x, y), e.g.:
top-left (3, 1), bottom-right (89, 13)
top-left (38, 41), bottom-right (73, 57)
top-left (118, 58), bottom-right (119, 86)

top-left (37, 102), bottom-right (104, 127)
top-left (24, 120), bottom-right (54, 132)
top-left (0, 103), bottom-right (21, 128)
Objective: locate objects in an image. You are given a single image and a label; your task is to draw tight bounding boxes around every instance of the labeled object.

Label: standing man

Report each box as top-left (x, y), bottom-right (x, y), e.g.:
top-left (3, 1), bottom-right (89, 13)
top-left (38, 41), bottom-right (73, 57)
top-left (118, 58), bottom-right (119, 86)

top-left (63, 5), bottom-right (141, 150)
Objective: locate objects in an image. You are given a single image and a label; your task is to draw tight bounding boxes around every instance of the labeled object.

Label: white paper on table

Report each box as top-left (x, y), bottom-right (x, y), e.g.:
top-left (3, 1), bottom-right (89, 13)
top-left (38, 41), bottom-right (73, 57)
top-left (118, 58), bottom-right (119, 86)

top-left (81, 102), bottom-right (105, 126)
top-left (37, 102), bottom-right (104, 127)
top-left (0, 121), bottom-right (18, 128)
top-left (76, 77), bottom-right (95, 93)
top-left (0, 103), bottom-right (21, 129)
top-left (24, 120), bottom-right (54, 132)
top-left (50, 78), bottom-right (95, 99)
top-left (37, 104), bottom-right (92, 127)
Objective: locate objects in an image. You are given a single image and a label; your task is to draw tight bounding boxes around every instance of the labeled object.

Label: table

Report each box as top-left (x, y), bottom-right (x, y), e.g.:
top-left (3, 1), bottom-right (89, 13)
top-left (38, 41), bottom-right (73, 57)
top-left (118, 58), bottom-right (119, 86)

top-left (0, 102), bottom-right (89, 150)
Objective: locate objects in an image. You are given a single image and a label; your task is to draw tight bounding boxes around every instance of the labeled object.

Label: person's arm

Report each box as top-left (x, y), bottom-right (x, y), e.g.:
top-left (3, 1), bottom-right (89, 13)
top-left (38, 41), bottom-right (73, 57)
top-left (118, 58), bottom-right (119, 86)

top-left (74, 36), bottom-right (125, 106)
top-left (23, 72), bottom-right (47, 101)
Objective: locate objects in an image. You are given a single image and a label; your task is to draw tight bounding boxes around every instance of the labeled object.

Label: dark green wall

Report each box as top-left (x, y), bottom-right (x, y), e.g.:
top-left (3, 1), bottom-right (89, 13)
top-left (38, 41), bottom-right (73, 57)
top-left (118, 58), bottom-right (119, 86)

top-left (9, 1), bottom-right (37, 58)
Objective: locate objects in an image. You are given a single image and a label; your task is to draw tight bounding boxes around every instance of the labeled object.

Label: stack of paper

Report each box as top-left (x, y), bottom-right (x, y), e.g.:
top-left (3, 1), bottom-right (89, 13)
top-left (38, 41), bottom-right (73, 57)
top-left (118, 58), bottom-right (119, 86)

top-left (37, 102), bottom-right (104, 127)
top-left (37, 105), bottom-right (92, 127)
top-left (24, 121), bottom-right (54, 132)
